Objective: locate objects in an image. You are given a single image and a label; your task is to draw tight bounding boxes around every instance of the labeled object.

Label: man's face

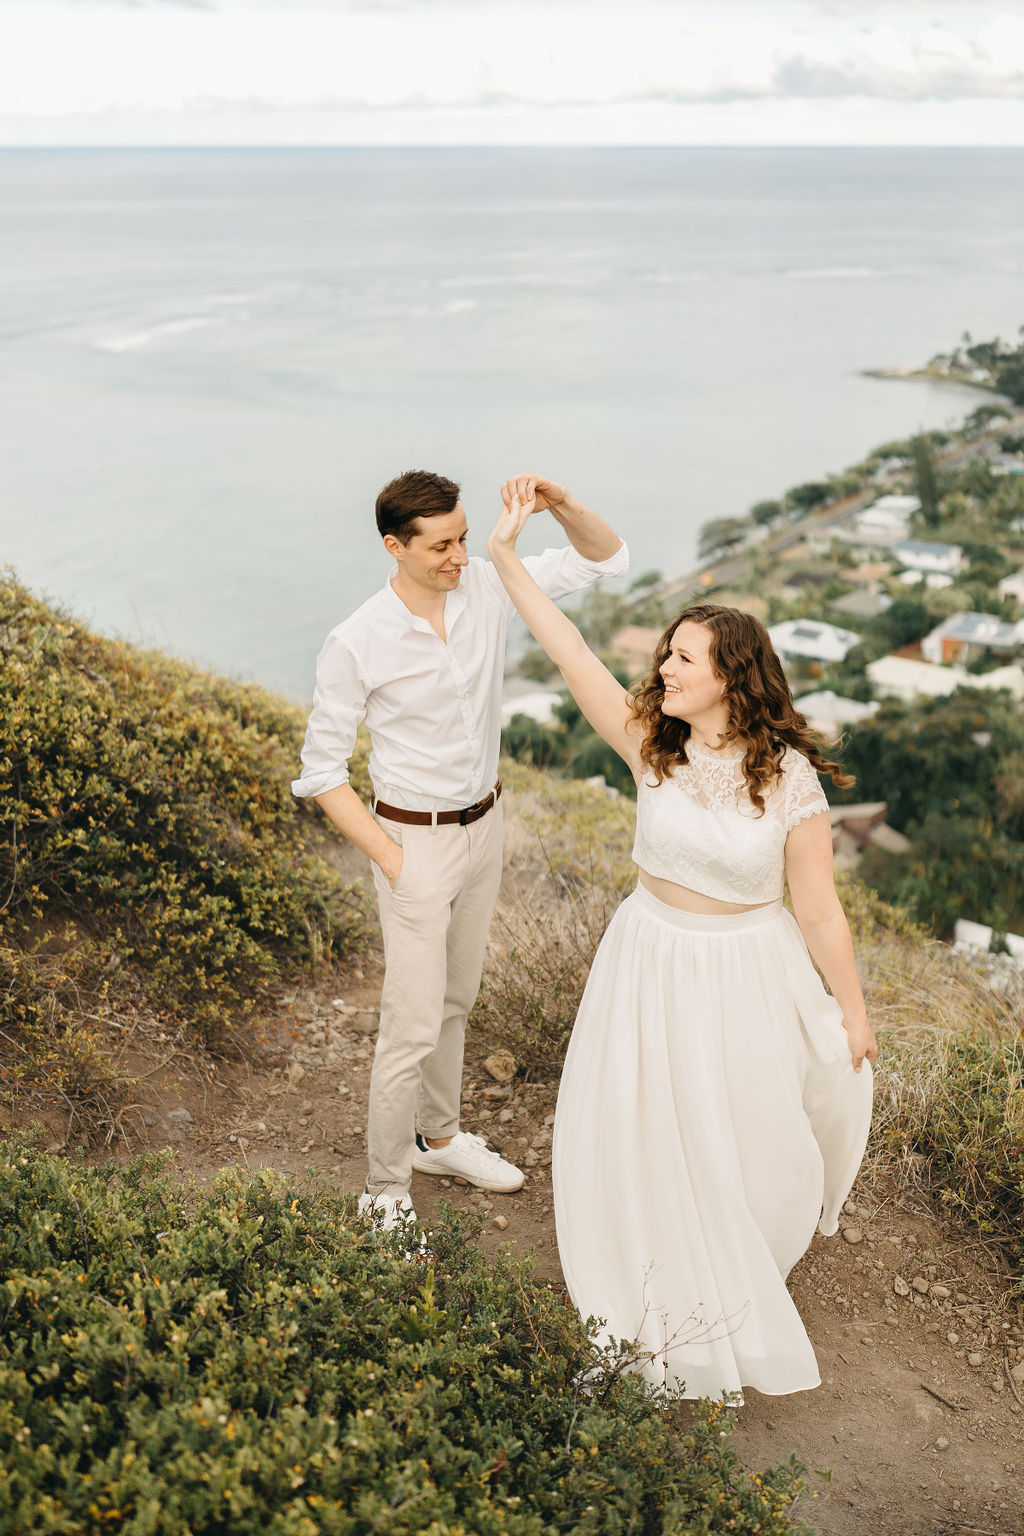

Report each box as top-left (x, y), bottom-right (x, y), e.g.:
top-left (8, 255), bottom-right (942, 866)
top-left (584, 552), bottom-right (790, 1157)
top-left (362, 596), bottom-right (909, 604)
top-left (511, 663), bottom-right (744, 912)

top-left (389, 504), bottom-right (470, 594)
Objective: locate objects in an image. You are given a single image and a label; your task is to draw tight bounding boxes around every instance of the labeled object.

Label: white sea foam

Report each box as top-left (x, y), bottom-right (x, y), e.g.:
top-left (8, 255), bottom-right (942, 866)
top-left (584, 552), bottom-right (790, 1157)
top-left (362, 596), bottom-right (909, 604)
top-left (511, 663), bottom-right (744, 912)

top-left (95, 317), bottom-right (220, 354)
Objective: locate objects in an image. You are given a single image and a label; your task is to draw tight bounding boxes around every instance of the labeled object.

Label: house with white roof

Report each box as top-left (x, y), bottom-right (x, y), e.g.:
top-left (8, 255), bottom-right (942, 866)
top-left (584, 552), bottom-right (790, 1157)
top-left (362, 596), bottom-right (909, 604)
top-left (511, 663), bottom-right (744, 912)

top-left (831, 493), bottom-right (920, 553)
top-left (990, 453), bottom-right (1024, 478)
top-left (866, 655), bottom-right (968, 702)
top-left (867, 654), bottom-right (1024, 704)
top-left (893, 539), bottom-right (963, 576)
top-left (921, 612), bottom-right (1024, 666)
top-left (768, 619), bottom-right (861, 665)
top-left (794, 690), bottom-right (879, 735)
top-left (998, 567), bottom-right (1024, 606)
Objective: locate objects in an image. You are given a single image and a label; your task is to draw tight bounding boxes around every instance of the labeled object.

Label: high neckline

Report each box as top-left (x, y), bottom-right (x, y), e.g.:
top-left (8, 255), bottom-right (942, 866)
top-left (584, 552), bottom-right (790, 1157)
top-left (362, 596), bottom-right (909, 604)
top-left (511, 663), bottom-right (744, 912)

top-left (687, 738), bottom-right (745, 761)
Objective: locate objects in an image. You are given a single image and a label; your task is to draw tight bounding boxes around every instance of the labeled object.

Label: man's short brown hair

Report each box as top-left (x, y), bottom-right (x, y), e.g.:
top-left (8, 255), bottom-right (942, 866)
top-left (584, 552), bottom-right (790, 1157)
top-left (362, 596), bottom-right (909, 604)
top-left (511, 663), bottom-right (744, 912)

top-left (375, 470), bottom-right (461, 545)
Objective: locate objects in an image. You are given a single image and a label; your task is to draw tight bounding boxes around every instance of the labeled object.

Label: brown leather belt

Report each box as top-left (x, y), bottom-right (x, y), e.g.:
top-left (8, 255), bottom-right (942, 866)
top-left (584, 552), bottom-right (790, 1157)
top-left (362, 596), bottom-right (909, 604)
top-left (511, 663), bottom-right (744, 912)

top-left (373, 779), bottom-right (502, 827)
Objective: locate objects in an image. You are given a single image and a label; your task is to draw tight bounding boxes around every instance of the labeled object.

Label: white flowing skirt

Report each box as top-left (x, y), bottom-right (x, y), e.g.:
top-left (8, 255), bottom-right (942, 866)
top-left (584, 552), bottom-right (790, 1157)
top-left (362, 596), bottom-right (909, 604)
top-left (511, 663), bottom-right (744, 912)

top-left (552, 884), bottom-right (872, 1401)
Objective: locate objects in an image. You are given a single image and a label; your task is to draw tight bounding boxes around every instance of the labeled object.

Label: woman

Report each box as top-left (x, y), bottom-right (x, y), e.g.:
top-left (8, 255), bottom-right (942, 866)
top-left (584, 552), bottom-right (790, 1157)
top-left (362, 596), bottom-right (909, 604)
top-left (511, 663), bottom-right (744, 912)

top-left (488, 487), bottom-right (876, 1402)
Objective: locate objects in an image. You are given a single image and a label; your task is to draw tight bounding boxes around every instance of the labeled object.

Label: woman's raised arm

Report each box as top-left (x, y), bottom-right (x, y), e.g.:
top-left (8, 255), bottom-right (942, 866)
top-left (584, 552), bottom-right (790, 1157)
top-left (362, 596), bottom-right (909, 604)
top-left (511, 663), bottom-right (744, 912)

top-left (488, 493), bottom-right (640, 771)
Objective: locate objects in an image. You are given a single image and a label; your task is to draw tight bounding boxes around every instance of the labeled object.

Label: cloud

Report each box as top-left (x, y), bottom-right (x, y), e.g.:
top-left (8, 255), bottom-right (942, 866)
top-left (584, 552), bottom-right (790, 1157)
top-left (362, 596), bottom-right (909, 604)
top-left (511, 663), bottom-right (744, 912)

top-left (2, 1), bottom-right (1024, 142)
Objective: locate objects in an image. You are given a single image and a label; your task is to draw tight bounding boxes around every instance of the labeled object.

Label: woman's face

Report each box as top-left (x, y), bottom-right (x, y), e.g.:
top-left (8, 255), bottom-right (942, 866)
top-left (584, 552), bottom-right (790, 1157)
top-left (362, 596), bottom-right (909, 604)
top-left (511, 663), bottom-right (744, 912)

top-left (658, 621), bottom-right (727, 724)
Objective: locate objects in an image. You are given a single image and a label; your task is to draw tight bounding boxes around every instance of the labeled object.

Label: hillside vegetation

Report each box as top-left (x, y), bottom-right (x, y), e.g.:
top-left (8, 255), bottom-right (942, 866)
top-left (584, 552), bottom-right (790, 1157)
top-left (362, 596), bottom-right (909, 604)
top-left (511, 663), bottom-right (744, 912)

top-left (0, 572), bottom-right (368, 1116)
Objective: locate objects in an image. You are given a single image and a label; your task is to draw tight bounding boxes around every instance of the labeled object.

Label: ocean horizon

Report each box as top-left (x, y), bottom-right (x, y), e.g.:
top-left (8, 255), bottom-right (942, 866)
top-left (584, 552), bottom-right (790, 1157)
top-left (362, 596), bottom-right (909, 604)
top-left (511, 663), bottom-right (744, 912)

top-left (1, 145), bottom-right (1021, 697)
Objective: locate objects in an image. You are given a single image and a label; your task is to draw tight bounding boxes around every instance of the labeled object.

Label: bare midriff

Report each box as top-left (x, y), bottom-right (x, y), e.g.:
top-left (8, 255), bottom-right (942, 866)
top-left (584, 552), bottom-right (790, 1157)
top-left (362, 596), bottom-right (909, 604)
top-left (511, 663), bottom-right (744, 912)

top-left (637, 867), bottom-right (775, 916)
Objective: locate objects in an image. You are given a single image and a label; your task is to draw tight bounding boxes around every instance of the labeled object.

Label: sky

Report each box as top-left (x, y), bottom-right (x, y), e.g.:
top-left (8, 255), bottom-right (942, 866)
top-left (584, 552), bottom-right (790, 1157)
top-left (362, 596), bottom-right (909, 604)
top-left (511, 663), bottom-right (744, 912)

top-left (1, 0), bottom-right (1023, 146)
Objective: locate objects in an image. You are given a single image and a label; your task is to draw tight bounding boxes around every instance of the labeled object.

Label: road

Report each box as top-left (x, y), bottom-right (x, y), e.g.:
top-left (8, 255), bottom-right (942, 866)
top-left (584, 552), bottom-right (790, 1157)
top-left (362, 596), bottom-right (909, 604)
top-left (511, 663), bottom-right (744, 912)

top-left (659, 408), bottom-right (1024, 611)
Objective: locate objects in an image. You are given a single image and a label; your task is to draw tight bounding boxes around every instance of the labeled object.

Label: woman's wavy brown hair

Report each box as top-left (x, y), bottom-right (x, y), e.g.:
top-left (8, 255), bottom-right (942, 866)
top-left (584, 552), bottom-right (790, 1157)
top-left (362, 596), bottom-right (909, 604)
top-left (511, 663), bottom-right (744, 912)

top-left (631, 603), bottom-right (854, 813)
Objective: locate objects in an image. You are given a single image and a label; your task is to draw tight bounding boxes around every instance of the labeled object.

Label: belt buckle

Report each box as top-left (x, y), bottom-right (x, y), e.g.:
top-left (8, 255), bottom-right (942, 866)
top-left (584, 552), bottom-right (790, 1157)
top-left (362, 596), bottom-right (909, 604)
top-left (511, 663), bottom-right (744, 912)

top-left (459, 790), bottom-right (488, 826)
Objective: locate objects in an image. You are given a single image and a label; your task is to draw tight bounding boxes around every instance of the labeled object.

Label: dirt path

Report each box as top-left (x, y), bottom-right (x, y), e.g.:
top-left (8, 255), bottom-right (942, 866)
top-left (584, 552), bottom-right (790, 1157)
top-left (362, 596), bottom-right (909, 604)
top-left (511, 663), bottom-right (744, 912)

top-left (60, 942), bottom-right (1015, 1536)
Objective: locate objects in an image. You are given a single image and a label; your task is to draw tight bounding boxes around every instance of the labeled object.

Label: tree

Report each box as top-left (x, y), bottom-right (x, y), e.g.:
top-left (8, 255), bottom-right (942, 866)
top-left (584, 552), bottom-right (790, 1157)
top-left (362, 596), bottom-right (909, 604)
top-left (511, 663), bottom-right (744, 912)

top-left (996, 358), bottom-right (1024, 406)
top-left (749, 499), bottom-right (783, 526)
top-left (861, 815), bottom-right (1024, 938)
top-left (785, 481), bottom-right (832, 514)
top-left (911, 434), bottom-right (943, 528)
top-left (837, 688), bottom-right (1024, 832)
top-left (863, 597), bottom-right (931, 652)
top-left (697, 517), bottom-right (749, 561)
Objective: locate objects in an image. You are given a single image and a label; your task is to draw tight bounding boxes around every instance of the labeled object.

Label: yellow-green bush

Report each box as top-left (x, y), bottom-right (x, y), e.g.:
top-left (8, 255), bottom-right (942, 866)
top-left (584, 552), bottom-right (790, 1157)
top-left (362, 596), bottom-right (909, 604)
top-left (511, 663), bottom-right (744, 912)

top-left (0, 573), bottom-right (368, 1067)
top-left (0, 1143), bottom-right (812, 1535)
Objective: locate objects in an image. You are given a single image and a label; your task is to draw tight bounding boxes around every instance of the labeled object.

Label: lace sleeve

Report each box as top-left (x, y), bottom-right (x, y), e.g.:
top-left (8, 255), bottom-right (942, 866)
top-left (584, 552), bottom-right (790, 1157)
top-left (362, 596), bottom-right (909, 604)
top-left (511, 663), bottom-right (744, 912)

top-left (782, 749), bottom-right (830, 832)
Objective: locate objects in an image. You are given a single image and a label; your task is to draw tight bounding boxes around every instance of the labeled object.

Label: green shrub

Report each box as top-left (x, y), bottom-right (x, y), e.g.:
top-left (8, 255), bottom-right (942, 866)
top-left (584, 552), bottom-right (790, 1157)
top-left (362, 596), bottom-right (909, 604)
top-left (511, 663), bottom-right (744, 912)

top-left (0, 1143), bottom-right (811, 1535)
top-left (0, 574), bottom-right (369, 1050)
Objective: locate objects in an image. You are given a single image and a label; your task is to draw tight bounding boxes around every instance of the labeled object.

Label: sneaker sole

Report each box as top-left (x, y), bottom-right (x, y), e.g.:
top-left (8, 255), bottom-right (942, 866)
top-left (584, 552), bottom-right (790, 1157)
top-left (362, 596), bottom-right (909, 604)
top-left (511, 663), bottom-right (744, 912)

top-left (411, 1157), bottom-right (524, 1192)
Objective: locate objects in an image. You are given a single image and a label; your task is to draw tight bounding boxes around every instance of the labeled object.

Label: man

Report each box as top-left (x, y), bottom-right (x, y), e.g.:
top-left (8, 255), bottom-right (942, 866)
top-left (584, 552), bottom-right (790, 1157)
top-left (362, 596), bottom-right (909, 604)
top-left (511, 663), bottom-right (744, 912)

top-left (291, 469), bottom-right (628, 1229)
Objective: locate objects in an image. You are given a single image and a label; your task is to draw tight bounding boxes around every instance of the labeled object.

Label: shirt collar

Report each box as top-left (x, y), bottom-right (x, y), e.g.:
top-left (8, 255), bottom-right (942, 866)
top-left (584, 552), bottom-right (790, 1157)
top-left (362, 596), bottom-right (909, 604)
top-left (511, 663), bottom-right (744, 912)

top-left (383, 568), bottom-right (468, 636)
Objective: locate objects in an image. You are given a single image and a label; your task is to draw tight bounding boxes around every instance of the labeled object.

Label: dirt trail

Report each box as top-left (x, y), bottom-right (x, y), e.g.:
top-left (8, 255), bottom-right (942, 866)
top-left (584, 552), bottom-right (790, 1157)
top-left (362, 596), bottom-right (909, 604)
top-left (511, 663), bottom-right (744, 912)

top-left (55, 941), bottom-right (1017, 1536)
top-left (10, 843), bottom-right (1024, 1536)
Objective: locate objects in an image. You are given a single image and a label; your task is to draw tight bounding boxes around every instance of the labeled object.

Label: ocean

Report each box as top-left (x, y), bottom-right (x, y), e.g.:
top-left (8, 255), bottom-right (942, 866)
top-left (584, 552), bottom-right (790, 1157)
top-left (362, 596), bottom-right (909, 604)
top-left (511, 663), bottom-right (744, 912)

top-left (1, 146), bottom-right (1021, 698)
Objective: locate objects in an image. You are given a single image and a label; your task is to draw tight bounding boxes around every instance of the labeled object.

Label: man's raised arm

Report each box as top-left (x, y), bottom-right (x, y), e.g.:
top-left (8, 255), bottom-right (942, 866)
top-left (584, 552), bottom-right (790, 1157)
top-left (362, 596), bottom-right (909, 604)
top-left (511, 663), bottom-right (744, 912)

top-left (500, 473), bottom-right (623, 564)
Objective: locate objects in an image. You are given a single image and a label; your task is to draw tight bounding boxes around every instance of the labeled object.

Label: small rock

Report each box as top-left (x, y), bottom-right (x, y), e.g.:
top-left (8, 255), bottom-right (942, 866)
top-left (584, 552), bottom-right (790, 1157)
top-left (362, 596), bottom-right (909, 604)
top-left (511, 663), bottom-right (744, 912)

top-left (483, 1050), bottom-right (517, 1084)
top-left (481, 1084), bottom-right (511, 1102)
top-left (931, 1285), bottom-right (951, 1300)
top-left (912, 1276), bottom-right (930, 1294)
top-left (300, 1100), bottom-right (314, 1116)
top-left (947, 1333), bottom-right (960, 1346)
top-left (354, 1012), bottom-right (378, 1036)
top-left (286, 1063), bottom-right (305, 1085)
top-left (228, 1132), bottom-right (237, 1143)
top-left (499, 1108), bottom-right (515, 1124)
top-left (493, 1214), bottom-right (508, 1231)
top-left (842, 1226), bottom-right (863, 1245)
top-left (967, 1352), bottom-right (985, 1367)
top-left (524, 1149), bottom-right (540, 1167)
top-left (894, 1276), bottom-right (911, 1297)
top-left (543, 1113), bottom-right (556, 1128)
top-left (453, 1176), bottom-right (469, 1187)
top-left (142, 1114), bottom-right (155, 1127)
top-left (331, 999), bottom-right (358, 1016)
top-left (167, 1107), bottom-right (193, 1124)
top-left (991, 1377), bottom-right (1004, 1393)
top-left (1011, 1362), bottom-right (1024, 1386)
top-left (936, 1437), bottom-right (949, 1451)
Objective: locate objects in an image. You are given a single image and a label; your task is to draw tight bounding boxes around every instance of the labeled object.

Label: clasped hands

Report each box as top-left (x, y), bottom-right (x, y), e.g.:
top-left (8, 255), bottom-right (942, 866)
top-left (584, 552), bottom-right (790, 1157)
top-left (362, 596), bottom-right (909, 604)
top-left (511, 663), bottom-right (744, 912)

top-left (491, 472), bottom-right (569, 557)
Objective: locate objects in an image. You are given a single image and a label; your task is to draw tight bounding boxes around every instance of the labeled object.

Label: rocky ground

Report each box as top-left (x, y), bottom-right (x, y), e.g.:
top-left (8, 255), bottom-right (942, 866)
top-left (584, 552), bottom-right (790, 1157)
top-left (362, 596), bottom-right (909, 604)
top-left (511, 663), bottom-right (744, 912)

top-left (18, 947), bottom-right (1016, 1536)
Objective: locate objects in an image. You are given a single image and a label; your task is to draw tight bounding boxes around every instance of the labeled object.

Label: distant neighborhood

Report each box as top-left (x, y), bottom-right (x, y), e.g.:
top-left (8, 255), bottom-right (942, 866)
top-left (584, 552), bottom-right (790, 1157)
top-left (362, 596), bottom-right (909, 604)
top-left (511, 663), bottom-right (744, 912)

top-left (500, 324), bottom-right (1024, 953)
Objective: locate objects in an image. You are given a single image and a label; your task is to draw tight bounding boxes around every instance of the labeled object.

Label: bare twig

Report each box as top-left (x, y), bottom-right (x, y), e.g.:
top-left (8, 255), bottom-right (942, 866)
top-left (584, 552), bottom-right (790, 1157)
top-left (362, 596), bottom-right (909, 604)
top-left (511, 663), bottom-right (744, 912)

top-left (920, 1382), bottom-right (966, 1412)
top-left (1004, 1355), bottom-right (1024, 1409)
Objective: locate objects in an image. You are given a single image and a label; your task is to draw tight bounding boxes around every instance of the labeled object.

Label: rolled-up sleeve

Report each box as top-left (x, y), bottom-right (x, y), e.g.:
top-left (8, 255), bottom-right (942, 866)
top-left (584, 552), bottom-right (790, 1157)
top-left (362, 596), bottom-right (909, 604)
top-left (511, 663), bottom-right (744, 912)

top-left (290, 632), bottom-right (367, 799)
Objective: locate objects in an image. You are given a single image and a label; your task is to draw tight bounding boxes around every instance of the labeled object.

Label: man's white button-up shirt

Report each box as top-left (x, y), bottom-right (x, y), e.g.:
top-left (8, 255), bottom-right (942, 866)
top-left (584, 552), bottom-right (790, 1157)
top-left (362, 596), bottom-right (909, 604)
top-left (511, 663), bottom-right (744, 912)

top-left (291, 541), bottom-right (629, 812)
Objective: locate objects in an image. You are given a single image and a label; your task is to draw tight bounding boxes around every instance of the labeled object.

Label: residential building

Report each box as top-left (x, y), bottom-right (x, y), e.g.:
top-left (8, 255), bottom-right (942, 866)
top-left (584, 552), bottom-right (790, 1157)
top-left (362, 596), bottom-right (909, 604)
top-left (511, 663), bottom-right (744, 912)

top-left (921, 611), bottom-right (1024, 665)
top-left (866, 655), bottom-right (968, 701)
top-left (998, 567), bottom-right (1024, 606)
top-left (831, 494), bottom-right (919, 553)
top-left (794, 689), bottom-right (879, 735)
top-left (829, 803), bottom-right (910, 871)
top-left (830, 589), bottom-right (892, 621)
top-left (768, 619), bottom-right (861, 665)
top-left (990, 453), bottom-right (1024, 478)
top-left (867, 654), bottom-right (1024, 703)
top-left (892, 539), bottom-right (964, 576)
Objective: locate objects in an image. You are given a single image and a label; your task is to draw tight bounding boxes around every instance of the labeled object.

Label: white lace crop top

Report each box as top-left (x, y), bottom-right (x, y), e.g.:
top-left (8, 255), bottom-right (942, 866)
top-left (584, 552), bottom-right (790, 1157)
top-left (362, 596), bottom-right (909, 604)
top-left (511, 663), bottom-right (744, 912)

top-left (632, 743), bottom-right (830, 904)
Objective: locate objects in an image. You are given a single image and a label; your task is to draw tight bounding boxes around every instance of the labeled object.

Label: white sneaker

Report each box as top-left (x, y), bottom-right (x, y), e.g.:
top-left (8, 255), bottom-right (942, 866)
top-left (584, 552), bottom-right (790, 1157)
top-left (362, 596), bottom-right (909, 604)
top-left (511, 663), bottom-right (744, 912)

top-left (412, 1131), bottom-right (524, 1192)
top-left (357, 1189), bottom-right (418, 1232)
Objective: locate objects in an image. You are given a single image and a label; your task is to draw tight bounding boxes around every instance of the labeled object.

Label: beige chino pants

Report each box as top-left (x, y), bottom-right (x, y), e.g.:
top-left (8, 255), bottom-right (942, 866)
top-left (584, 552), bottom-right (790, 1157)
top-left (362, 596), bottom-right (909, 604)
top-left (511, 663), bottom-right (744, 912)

top-left (366, 801), bottom-right (504, 1198)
